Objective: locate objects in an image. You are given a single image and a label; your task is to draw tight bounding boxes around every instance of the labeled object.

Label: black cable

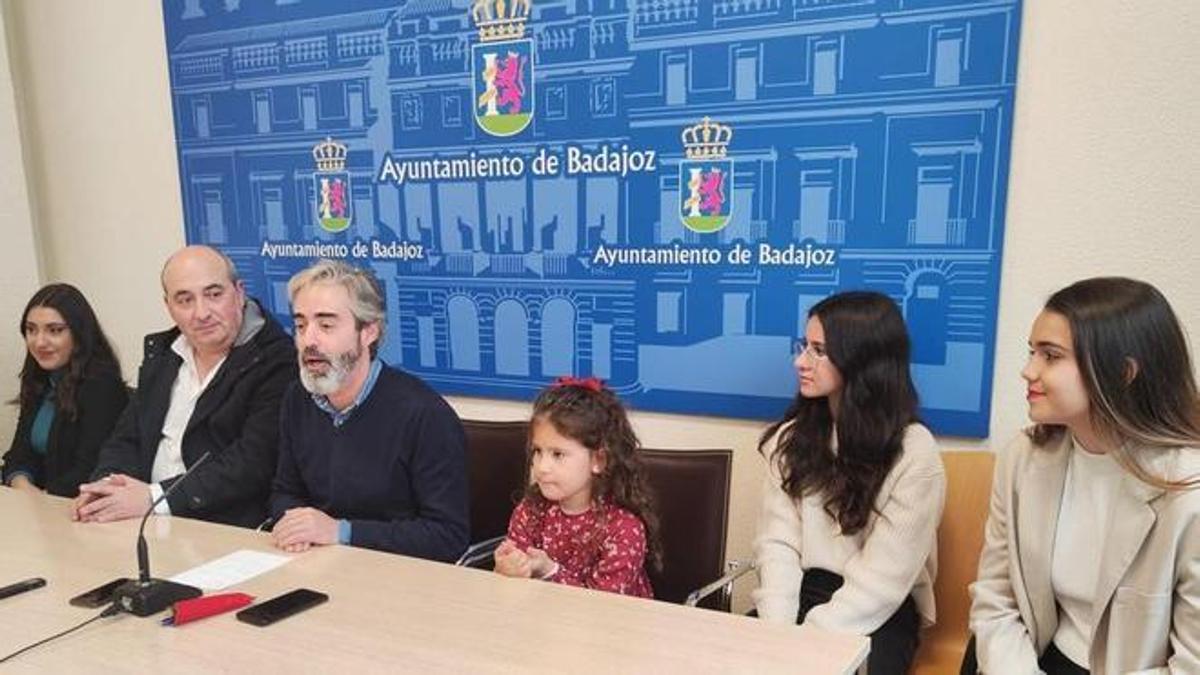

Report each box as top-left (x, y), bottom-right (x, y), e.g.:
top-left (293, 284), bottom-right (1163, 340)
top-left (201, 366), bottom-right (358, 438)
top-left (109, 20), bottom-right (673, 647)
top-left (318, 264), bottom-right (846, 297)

top-left (0, 603), bottom-right (121, 665)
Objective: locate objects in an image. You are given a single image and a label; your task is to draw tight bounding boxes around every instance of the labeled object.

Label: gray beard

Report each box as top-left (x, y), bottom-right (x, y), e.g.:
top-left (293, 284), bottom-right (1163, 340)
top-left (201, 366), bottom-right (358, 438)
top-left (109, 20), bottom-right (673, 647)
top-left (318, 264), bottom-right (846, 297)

top-left (299, 347), bottom-right (361, 396)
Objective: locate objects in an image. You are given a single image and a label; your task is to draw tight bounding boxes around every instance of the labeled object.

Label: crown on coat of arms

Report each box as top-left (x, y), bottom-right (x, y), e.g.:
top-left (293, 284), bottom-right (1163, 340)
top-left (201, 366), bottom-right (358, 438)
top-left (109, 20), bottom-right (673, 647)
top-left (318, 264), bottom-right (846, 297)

top-left (682, 117), bottom-right (733, 160)
top-left (471, 0), bottom-right (531, 43)
top-left (312, 137), bottom-right (348, 172)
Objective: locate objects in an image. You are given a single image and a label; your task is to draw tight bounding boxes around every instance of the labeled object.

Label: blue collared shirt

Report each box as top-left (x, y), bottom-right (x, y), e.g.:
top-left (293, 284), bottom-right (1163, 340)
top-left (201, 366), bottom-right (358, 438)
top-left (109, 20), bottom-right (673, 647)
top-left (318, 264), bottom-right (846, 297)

top-left (311, 358), bottom-right (383, 428)
top-left (310, 358), bottom-right (383, 544)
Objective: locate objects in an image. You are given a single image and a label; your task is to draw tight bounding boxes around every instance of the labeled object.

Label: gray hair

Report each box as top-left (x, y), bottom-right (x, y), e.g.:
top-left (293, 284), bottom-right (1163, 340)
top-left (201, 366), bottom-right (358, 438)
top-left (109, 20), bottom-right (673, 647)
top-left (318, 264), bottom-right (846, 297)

top-left (288, 259), bottom-right (386, 357)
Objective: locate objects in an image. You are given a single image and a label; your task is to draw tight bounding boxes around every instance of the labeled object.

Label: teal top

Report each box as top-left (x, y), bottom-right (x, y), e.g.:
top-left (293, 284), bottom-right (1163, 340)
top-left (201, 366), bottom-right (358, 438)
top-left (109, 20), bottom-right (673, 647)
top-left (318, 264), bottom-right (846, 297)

top-left (28, 371), bottom-right (62, 456)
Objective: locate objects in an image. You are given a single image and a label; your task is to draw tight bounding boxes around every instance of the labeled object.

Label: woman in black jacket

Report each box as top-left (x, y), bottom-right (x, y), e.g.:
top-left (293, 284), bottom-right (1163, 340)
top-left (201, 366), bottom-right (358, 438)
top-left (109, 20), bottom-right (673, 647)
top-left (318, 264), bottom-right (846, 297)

top-left (3, 284), bottom-right (127, 497)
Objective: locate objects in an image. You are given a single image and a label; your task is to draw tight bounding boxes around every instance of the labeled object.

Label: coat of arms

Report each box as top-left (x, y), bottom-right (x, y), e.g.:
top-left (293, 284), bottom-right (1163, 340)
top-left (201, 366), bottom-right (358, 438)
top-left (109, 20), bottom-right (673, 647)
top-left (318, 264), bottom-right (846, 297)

top-left (679, 118), bottom-right (734, 234)
top-left (312, 137), bottom-right (352, 233)
top-left (471, 0), bottom-right (534, 137)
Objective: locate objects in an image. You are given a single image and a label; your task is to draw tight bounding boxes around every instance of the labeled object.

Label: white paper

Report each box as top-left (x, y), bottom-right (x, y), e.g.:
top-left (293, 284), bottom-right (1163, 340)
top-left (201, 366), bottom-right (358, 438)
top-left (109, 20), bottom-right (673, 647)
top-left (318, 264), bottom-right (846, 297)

top-left (169, 549), bottom-right (291, 591)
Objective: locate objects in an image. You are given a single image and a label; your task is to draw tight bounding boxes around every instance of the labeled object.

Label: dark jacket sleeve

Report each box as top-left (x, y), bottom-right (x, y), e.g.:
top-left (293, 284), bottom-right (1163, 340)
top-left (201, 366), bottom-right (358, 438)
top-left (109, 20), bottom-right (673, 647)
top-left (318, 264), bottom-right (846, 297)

top-left (163, 350), bottom-right (295, 518)
top-left (89, 387), bottom-right (146, 481)
top-left (46, 374), bottom-right (129, 497)
top-left (269, 386), bottom-right (309, 518)
top-left (2, 403), bottom-right (37, 485)
top-left (349, 399), bottom-right (469, 562)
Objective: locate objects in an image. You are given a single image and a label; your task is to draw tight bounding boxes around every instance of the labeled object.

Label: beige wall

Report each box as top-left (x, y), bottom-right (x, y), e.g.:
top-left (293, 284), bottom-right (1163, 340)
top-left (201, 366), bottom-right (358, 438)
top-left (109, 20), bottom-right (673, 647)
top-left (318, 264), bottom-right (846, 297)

top-left (0, 2), bottom-right (42, 438)
top-left (3, 0), bottom-right (184, 383)
top-left (3, 1), bottom-right (1199, 607)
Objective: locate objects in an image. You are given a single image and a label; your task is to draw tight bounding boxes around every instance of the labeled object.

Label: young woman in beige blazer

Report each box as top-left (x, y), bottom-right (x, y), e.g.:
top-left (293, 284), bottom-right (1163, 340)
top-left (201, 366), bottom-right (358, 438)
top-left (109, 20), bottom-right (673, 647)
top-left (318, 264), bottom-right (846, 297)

top-left (966, 278), bottom-right (1200, 674)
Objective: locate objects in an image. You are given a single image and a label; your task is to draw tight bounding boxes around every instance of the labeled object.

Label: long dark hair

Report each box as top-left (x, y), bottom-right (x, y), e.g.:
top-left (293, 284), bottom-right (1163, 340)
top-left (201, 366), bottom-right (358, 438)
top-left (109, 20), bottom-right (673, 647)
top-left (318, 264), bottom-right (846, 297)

top-left (525, 378), bottom-right (662, 571)
top-left (14, 284), bottom-right (122, 421)
top-left (759, 291), bottom-right (919, 535)
top-left (1030, 277), bottom-right (1200, 489)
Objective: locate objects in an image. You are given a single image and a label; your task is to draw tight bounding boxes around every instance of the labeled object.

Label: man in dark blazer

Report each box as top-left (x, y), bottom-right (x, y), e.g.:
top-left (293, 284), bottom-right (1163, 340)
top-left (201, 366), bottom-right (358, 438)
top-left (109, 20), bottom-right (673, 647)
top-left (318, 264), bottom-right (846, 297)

top-left (71, 245), bottom-right (296, 528)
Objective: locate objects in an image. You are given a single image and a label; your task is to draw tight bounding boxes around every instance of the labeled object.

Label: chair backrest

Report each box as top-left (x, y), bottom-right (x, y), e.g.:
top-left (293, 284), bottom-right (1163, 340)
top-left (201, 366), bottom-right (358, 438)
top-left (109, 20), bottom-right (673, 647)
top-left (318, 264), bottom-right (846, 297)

top-left (462, 419), bottom-right (529, 545)
top-left (640, 448), bottom-right (732, 609)
top-left (912, 450), bottom-right (996, 671)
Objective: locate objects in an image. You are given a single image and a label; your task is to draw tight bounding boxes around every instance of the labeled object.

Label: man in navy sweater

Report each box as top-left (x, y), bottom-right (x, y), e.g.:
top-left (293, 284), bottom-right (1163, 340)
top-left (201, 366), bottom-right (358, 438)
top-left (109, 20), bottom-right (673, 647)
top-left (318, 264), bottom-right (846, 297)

top-left (269, 259), bottom-right (468, 562)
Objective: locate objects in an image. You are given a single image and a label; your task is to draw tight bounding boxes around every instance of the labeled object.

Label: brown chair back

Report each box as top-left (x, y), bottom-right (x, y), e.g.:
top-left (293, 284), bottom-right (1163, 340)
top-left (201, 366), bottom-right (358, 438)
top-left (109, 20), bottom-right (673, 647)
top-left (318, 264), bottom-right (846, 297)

top-left (641, 448), bottom-right (732, 609)
top-left (462, 419), bottom-right (529, 545)
top-left (911, 450), bottom-right (996, 674)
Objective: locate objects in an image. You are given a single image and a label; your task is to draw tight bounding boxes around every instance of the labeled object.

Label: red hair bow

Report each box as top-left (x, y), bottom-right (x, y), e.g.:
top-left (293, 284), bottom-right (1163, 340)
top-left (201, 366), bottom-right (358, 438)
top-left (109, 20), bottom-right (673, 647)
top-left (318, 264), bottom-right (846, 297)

top-left (551, 376), bottom-right (605, 392)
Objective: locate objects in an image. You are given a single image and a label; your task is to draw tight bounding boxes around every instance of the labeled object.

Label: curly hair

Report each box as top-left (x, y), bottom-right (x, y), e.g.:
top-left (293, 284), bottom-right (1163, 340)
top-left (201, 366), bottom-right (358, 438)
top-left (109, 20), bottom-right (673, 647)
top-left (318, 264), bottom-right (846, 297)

top-left (523, 379), bottom-right (662, 571)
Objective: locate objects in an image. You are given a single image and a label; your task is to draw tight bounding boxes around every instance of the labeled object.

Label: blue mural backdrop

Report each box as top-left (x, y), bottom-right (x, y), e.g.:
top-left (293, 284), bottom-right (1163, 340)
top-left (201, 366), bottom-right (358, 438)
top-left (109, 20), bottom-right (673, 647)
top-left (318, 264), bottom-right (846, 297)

top-left (162, 0), bottom-right (1022, 437)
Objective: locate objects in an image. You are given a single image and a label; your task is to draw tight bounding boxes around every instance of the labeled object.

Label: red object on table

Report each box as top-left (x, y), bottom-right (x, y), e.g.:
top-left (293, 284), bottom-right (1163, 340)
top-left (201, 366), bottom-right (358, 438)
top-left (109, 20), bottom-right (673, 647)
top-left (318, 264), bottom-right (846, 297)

top-left (167, 592), bottom-right (255, 626)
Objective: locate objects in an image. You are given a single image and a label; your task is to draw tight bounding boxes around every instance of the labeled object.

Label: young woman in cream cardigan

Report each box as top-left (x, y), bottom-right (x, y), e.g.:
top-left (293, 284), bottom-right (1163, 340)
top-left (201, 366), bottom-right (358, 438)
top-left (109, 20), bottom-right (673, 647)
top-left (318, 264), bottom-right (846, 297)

top-left (753, 291), bottom-right (946, 674)
top-left (966, 277), bottom-right (1200, 674)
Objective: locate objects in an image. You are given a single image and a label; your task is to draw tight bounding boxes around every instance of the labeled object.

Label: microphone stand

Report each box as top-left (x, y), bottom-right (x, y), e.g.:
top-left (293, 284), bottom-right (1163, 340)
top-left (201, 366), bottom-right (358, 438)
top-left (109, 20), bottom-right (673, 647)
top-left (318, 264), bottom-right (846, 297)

top-left (110, 452), bottom-right (213, 616)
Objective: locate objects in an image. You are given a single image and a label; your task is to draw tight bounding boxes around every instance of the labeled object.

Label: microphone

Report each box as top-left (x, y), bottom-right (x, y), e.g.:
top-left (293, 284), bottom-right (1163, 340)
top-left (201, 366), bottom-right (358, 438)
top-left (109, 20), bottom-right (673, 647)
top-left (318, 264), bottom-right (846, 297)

top-left (110, 451), bottom-right (214, 616)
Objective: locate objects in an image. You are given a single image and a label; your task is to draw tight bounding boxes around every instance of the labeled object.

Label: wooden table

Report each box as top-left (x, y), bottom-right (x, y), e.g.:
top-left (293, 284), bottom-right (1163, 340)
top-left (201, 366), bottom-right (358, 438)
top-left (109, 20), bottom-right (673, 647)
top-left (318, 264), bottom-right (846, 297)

top-left (0, 490), bottom-right (868, 673)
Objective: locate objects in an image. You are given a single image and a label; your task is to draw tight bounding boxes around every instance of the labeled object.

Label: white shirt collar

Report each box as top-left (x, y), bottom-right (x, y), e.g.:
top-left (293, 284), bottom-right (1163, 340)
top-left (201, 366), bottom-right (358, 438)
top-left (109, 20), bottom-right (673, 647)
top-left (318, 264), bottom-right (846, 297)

top-left (170, 333), bottom-right (226, 390)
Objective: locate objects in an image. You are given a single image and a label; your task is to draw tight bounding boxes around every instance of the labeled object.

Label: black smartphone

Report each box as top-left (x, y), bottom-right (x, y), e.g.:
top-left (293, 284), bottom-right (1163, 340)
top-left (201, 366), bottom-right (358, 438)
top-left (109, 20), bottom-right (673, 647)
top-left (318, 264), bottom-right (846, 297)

top-left (236, 588), bottom-right (328, 627)
top-left (69, 578), bottom-right (131, 608)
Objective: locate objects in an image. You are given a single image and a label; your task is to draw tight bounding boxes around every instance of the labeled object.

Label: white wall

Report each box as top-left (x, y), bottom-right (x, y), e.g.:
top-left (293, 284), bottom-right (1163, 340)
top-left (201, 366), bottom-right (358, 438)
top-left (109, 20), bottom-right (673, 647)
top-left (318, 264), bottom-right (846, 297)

top-left (0, 2), bottom-right (43, 439)
top-left (4, 1), bottom-right (1199, 607)
top-left (3, 0), bottom-right (184, 386)
top-left (990, 2), bottom-right (1200, 443)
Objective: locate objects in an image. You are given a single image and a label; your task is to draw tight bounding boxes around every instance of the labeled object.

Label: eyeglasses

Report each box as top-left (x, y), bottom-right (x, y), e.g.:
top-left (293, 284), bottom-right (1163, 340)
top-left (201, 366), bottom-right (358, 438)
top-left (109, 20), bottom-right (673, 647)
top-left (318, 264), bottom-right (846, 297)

top-left (791, 338), bottom-right (828, 360)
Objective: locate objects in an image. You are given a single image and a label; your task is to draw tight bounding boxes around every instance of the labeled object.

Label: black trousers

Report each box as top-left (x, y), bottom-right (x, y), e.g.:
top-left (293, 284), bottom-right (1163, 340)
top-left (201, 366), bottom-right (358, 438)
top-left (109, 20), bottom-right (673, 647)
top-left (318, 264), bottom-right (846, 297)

top-left (799, 568), bottom-right (920, 675)
top-left (960, 635), bottom-right (1089, 675)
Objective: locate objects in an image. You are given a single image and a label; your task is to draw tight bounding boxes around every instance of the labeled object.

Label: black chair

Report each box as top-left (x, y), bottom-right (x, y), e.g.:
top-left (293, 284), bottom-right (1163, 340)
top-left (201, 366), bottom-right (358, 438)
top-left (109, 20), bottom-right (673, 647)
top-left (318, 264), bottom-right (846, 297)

top-left (456, 419), bottom-right (528, 567)
top-left (642, 448), bottom-right (751, 611)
